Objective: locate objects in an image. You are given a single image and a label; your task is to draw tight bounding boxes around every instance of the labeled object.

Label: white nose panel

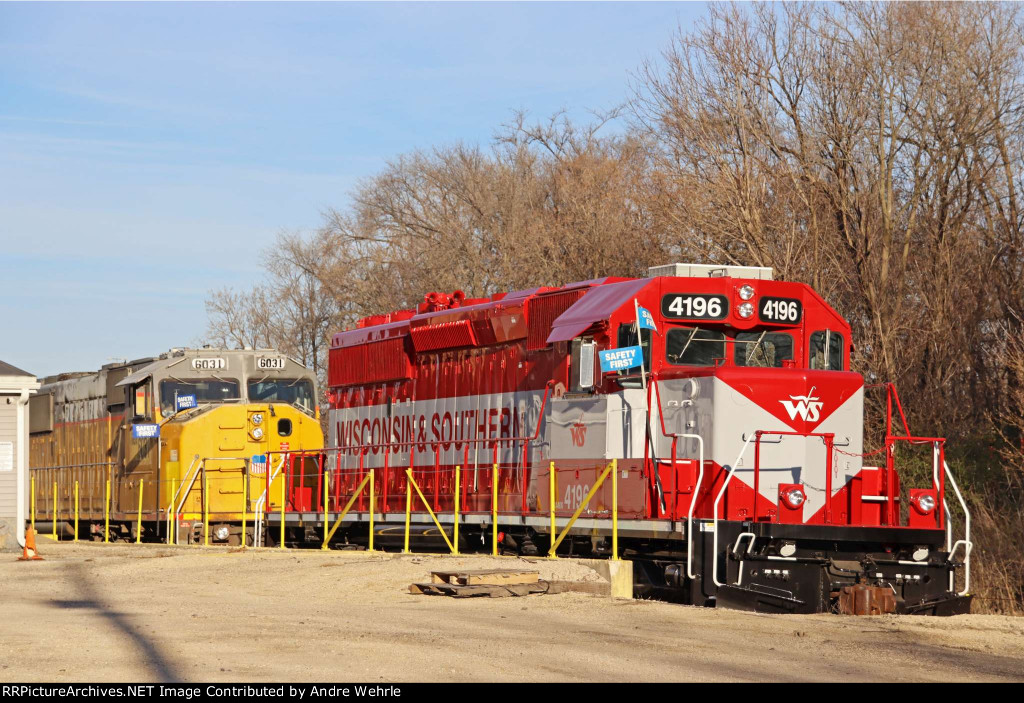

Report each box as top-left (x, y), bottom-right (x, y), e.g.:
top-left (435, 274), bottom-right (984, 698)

top-left (710, 379), bottom-right (864, 522)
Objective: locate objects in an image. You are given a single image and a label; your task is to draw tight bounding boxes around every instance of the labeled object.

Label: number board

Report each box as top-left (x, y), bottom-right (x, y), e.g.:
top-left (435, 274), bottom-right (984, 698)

top-left (256, 356), bottom-right (286, 370)
top-left (661, 294), bottom-right (729, 321)
top-left (758, 297), bottom-right (803, 324)
top-left (192, 358), bottom-right (226, 371)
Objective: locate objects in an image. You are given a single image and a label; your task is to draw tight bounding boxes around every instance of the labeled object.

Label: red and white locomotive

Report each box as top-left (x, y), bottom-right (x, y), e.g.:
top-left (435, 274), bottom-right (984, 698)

top-left (312, 263), bottom-right (971, 614)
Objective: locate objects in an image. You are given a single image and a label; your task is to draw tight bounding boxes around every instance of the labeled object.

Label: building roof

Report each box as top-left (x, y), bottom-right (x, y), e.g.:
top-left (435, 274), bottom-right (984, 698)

top-left (0, 360), bottom-right (33, 377)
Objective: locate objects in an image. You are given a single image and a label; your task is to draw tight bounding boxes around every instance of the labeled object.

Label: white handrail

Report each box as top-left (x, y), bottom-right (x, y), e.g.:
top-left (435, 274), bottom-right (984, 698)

top-left (711, 433), bottom-right (757, 587)
top-left (943, 460), bottom-right (972, 596)
top-left (676, 434), bottom-right (705, 580)
top-left (165, 455), bottom-right (200, 545)
top-left (253, 456), bottom-right (286, 547)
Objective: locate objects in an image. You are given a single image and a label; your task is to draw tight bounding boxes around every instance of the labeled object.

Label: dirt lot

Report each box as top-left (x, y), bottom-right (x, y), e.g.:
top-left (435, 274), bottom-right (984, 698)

top-left (1, 540), bottom-right (1022, 683)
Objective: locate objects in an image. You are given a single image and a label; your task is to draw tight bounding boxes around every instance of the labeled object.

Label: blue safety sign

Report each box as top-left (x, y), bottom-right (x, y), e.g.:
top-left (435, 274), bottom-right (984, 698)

top-left (132, 423), bottom-right (160, 439)
top-left (599, 346), bottom-right (643, 373)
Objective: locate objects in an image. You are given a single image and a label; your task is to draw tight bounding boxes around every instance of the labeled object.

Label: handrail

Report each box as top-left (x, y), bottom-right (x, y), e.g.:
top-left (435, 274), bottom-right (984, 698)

top-left (253, 455), bottom-right (286, 547)
top-left (650, 377), bottom-right (706, 579)
top-left (711, 433), bottom-right (757, 587)
top-left (943, 460), bottom-right (972, 595)
top-left (165, 454), bottom-right (200, 545)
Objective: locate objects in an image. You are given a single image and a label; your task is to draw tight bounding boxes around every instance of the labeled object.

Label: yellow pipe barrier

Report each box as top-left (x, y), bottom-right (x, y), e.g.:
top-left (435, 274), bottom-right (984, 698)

top-left (453, 465), bottom-right (460, 556)
top-left (74, 481), bottom-right (79, 542)
top-left (169, 477), bottom-right (177, 544)
top-left (404, 469), bottom-right (455, 553)
top-left (203, 468), bottom-right (209, 547)
top-left (322, 472), bottom-right (372, 546)
top-left (53, 481), bottom-right (57, 541)
top-left (279, 473), bottom-right (285, 549)
top-left (104, 479), bottom-right (110, 544)
top-left (368, 468), bottom-right (375, 552)
top-left (320, 471), bottom-right (330, 551)
top-left (30, 475), bottom-right (35, 533)
top-left (612, 458), bottom-right (619, 560)
top-left (549, 461), bottom-right (556, 559)
top-left (403, 477), bottom-right (411, 554)
top-left (137, 480), bottom-right (144, 544)
top-left (548, 461), bottom-right (614, 557)
top-left (242, 473), bottom-right (248, 548)
top-left (492, 463), bottom-right (499, 557)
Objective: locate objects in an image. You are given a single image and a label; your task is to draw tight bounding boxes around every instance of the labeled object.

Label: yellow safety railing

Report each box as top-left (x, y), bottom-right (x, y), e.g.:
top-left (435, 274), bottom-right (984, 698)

top-left (548, 461), bottom-right (557, 559)
top-left (404, 467), bottom-right (457, 554)
top-left (492, 463), bottom-right (499, 557)
top-left (104, 479), bottom-right (110, 543)
top-left (74, 481), bottom-right (79, 542)
top-left (547, 459), bottom-right (618, 559)
top-left (322, 471), bottom-right (373, 549)
top-left (137, 479), bottom-right (144, 544)
top-left (241, 474), bottom-right (248, 548)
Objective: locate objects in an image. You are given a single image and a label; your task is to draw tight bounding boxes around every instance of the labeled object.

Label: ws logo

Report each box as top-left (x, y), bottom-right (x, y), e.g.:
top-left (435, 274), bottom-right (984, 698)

top-left (569, 414), bottom-right (588, 447)
top-left (780, 388), bottom-right (824, 423)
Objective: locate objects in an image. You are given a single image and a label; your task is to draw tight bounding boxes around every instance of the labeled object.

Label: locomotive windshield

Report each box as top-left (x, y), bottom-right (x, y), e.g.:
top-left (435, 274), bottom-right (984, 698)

top-left (247, 377), bottom-right (316, 415)
top-left (666, 327), bottom-right (726, 365)
top-left (159, 378), bottom-right (240, 415)
top-left (733, 331), bottom-right (794, 367)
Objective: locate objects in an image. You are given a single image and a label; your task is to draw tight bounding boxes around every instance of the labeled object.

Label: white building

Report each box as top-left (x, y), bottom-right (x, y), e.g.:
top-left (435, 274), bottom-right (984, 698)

top-left (0, 360), bottom-right (40, 551)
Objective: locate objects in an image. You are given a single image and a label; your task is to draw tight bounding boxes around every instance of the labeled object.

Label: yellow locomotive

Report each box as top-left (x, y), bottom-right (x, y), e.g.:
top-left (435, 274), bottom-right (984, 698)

top-left (28, 347), bottom-right (322, 544)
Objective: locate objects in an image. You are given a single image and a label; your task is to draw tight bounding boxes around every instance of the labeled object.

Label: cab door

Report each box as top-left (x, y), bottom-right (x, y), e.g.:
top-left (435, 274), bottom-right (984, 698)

top-left (119, 379), bottom-right (159, 521)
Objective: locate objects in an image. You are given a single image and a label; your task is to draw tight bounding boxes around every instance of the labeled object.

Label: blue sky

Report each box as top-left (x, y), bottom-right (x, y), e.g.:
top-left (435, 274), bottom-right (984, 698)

top-left (0, 1), bottom-right (702, 377)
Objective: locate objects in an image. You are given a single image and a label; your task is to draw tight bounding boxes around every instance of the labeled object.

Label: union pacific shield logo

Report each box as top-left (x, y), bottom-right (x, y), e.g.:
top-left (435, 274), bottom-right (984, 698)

top-left (780, 387), bottom-right (824, 423)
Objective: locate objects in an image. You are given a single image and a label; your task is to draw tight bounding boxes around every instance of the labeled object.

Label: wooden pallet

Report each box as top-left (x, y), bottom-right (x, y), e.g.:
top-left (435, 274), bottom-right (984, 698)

top-left (409, 568), bottom-right (546, 597)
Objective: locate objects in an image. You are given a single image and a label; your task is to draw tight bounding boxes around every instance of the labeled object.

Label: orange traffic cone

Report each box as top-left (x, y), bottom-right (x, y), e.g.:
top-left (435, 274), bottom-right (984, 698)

top-left (18, 528), bottom-right (43, 561)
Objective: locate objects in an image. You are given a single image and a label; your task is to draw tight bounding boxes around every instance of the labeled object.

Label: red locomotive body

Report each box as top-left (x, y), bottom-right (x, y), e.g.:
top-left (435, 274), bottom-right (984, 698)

top-left (296, 263), bottom-right (971, 614)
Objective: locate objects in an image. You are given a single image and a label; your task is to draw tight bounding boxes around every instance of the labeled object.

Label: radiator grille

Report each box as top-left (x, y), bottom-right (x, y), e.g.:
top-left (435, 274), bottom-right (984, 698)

top-left (409, 320), bottom-right (478, 352)
top-left (329, 337), bottom-right (412, 387)
top-left (526, 289), bottom-right (586, 350)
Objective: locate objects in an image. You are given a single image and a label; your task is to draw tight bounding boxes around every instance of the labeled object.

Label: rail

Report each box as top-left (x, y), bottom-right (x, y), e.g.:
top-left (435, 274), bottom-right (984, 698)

top-left (253, 455), bottom-right (287, 547)
top-left (166, 454), bottom-right (200, 544)
top-left (943, 460), bottom-right (972, 596)
top-left (651, 376), bottom-right (706, 579)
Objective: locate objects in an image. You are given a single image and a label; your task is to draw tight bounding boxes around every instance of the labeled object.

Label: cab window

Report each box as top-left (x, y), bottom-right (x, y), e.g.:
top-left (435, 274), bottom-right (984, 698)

top-left (734, 331), bottom-right (794, 368)
top-left (159, 378), bottom-right (240, 416)
top-left (809, 331), bottom-right (844, 370)
top-left (666, 327), bottom-right (727, 366)
top-left (132, 382), bottom-right (152, 420)
top-left (248, 378), bottom-right (316, 416)
top-left (616, 324), bottom-right (652, 373)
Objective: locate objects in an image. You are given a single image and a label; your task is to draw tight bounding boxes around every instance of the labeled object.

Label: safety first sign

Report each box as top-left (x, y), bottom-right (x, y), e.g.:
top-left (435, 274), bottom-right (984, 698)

top-left (598, 346), bottom-right (642, 373)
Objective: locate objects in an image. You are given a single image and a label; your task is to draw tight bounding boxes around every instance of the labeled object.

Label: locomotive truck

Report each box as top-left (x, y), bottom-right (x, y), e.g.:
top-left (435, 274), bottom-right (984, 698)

top-left (278, 264), bottom-right (971, 614)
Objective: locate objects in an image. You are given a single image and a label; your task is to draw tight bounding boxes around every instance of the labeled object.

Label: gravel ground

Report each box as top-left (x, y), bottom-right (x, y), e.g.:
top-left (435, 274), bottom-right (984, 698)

top-left (1, 540), bottom-right (1022, 683)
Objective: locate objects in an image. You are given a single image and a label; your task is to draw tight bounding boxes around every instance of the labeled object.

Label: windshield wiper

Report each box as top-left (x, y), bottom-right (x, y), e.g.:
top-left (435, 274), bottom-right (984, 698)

top-left (672, 327), bottom-right (700, 363)
top-left (745, 330), bottom-right (768, 366)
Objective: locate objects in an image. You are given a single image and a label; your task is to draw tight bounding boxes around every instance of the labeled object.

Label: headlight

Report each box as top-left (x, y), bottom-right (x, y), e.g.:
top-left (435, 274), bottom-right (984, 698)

top-left (251, 413), bottom-right (263, 425)
top-left (737, 302), bottom-right (754, 319)
top-left (739, 284), bottom-right (755, 301)
top-left (213, 525), bottom-right (230, 541)
top-left (252, 427), bottom-right (264, 440)
top-left (780, 487), bottom-right (806, 509)
top-left (913, 493), bottom-right (936, 513)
